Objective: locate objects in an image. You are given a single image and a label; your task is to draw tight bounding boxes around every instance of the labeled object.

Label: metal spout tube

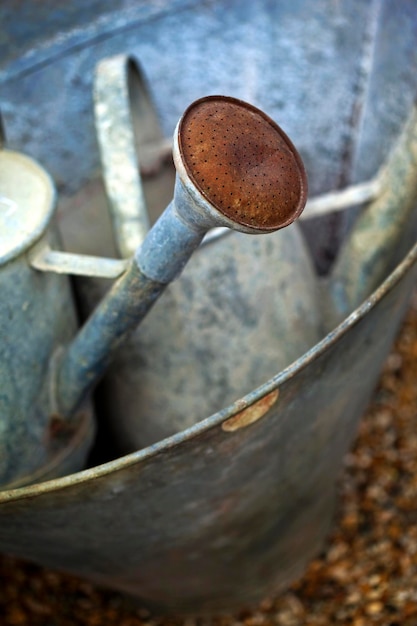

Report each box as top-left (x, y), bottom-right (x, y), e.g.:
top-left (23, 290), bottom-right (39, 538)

top-left (56, 196), bottom-right (205, 418)
top-left (56, 95), bottom-right (307, 418)
top-left (136, 180), bottom-right (214, 285)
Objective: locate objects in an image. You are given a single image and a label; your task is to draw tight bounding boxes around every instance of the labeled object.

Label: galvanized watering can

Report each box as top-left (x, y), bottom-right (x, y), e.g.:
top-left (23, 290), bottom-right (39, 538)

top-left (0, 95), bottom-right (308, 489)
top-left (0, 122), bottom-right (96, 489)
top-left (87, 54), bottom-right (417, 453)
top-left (1, 0), bottom-right (417, 616)
top-left (85, 54), bottom-right (323, 452)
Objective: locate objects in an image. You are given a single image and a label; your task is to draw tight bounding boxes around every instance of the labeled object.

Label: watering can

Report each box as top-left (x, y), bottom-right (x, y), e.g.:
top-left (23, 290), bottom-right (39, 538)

top-left (0, 120), bottom-right (95, 488)
top-left (0, 96), bottom-right (307, 489)
top-left (86, 54), bottom-right (323, 451)
top-left (1, 0), bottom-right (417, 616)
top-left (88, 54), bottom-right (417, 452)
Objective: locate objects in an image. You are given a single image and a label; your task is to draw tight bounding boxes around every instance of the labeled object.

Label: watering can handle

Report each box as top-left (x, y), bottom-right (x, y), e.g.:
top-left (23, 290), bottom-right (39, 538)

top-left (29, 57), bottom-right (166, 278)
top-left (93, 54), bottom-right (169, 258)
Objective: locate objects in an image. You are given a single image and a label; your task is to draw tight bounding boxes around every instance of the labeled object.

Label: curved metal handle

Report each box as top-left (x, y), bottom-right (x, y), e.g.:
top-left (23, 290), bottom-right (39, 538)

top-left (29, 242), bottom-right (128, 278)
top-left (94, 54), bottom-right (167, 258)
top-left (31, 55), bottom-right (165, 278)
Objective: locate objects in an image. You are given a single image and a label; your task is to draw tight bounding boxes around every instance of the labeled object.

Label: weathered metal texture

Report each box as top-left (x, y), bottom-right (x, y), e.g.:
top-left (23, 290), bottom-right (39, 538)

top-left (0, 93), bottom-right (307, 485)
top-left (86, 62), bottom-right (318, 451)
top-left (29, 242), bottom-right (129, 279)
top-left (0, 242), bottom-right (95, 489)
top-left (0, 148), bottom-right (55, 264)
top-left (94, 52), bottom-right (388, 243)
top-left (2, 0), bottom-right (417, 271)
top-left (0, 141), bottom-right (95, 488)
top-left (94, 55), bottom-right (154, 257)
top-left (0, 244), bottom-right (416, 615)
top-left (0, 0), bottom-right (417, 615)
top-left (100, 224), bottom-right (321, 451)
top-left (325, 103), bottom-right (417, 327)
top-left (88, 61), bottom-right (417, 453)
top-left (178, 96), bottom-right (307, 229)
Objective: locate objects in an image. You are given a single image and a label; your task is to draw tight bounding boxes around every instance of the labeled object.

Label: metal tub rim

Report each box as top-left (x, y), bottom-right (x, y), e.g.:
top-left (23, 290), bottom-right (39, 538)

top-left (2, 235), bottom-right (416, 503)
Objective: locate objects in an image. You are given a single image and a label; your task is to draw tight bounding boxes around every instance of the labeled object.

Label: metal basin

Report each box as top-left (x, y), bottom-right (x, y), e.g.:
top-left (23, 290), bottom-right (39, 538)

top-left (0, 251), bottom-right (416, 614)
top-left (1, 0), bottom-right (417, 615)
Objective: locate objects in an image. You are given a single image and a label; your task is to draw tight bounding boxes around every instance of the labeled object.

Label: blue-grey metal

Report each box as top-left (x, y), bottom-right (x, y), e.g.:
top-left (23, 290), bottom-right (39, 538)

top-left (0, 141), bottom-right (95, 489)
top-left (0, 239), bottom-right (95, 488)
top-left (0, 95), bottom-right (307, 487)
top-left (0, 245), bottom-right (416, 615)
top-left (57, 94), bottom-right (308, 418)
top-left (83, 80), bottom-right (318, 450)
top-left (327, 105), bottom-right (417, 326)
top-left (85, 63), bottom-right (417, 453)
top-left (102, 221), bottom-right (322, 451)
top-left (1, 0), bottom-right (417, 616)
top-left (2, 0), bottom-right (417, 270)
top-left (94, 55), bottom-right (153, 257)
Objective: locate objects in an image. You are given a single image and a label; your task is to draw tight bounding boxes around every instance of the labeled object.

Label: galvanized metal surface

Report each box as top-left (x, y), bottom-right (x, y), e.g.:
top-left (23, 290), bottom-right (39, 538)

top-left (29, 242), bottom-right (129, 279)
top-left (303, 176), bottom-right (383, 221)
top-left (0, 92), bottom-right (308, 485)
top-left (83, 85), bottom-right (417, 453)
top-left (87, 67), bottom-right (321, 451)
top-left (326, 103), bottom-right (417, 327)
top-left (1, 0), bottom-right (417, 616)
top-left (0, 138), bottom-right (95, 488)
top-left (0, 242), bottom-right (416, 615)
top-left (94, 55), bottom-right (153, 257)
top-left (0, 226), bottom-right (95, 487)
top-left (93, 50), bottom-right (388, 251)
top-left (102, 223), bottom-right (322, 450)
top-left (2, 0), bottom-right (417, 270)
top-left (0, 148), bottom-right (55, 265)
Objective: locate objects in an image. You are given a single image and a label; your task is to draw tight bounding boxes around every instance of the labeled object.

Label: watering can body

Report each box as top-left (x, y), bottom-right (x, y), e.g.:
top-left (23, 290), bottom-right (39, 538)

top-left (86, 54), bottom-right (322, 452)
top-left (1, 0), bottom-right (417, 616)
top-left (100, 226), bottom-right (322, 451)
top-left (88, 41), bottom-right (417, 452)
top-left (0, 238), bottom-right (95, 488)
top-left (0, 150), bottom-right (95, 488)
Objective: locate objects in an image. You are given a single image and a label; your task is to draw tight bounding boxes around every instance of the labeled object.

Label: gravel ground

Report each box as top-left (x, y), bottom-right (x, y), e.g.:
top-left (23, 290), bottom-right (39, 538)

top-left (1, 297), bottom-right (417, 625)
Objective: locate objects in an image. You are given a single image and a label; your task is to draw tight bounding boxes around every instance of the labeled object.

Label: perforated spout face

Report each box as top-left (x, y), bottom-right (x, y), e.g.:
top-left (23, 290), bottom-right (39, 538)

top-left (177, 95), bottom-right (308, 231)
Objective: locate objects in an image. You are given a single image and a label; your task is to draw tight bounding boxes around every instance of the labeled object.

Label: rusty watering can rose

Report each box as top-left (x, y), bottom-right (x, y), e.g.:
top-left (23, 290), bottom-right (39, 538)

top-left (0, 96), bottom-right (307, 488)
top-left (178, 96), bottom-right (307, 230)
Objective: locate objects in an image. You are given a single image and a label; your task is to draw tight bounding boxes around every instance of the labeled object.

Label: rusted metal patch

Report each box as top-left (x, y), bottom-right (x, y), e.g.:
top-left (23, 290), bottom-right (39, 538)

top-left (222, 389), bottom-right (279, 432)
top-left (178, 96), bottom-right (307, 230)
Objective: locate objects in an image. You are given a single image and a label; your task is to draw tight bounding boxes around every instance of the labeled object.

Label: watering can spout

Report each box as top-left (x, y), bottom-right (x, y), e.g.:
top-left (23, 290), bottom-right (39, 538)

top-left (55, 95), bottom-right (308, 418)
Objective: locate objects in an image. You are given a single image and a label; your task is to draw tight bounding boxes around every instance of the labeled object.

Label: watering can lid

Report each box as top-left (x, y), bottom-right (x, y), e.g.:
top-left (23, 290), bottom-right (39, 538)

top-left (0, 149), bottom-right (55, 266)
